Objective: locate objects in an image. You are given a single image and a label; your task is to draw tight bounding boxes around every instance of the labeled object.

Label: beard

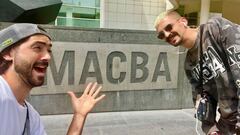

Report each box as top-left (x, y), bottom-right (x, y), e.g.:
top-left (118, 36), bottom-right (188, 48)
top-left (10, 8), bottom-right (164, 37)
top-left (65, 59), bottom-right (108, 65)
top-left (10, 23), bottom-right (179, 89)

top-left (166, 32), bottom-right (182, 47)
top-left (14, 58), bottom-right (47, 87)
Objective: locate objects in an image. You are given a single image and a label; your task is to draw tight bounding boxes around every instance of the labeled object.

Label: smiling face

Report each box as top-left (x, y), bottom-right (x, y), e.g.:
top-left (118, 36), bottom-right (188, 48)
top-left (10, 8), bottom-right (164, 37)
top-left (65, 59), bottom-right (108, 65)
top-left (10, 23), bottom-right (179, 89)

top-left (11, 34), bottom-right (52, 87)
top-left (156, 12), bottom-right (188, 47)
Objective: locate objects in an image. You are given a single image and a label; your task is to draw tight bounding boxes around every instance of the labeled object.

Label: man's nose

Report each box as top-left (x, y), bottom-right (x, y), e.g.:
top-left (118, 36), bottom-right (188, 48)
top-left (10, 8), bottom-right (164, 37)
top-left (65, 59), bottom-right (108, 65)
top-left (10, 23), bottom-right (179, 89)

top-left (163, 31), bottom-right (171, 39)
top-left (41, 51), bottom-right (51, 61)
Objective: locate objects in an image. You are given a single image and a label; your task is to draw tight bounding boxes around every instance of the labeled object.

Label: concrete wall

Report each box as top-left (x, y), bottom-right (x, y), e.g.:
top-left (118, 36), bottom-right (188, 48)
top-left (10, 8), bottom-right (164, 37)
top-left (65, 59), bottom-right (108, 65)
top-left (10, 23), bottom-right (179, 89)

top-left (0, 23), bottom-right (193, 115)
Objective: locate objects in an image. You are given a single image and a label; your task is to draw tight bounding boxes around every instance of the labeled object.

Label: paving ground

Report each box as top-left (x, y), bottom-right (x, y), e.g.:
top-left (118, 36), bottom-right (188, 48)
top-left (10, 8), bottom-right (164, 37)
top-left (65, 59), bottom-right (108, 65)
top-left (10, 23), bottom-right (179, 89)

top-left (41, 108), bottom-right (205, 135)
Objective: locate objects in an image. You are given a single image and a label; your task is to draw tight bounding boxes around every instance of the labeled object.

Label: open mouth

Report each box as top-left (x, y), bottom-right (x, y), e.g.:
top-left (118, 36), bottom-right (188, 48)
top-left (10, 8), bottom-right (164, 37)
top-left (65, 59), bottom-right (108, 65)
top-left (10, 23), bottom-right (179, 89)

top-left (172, 38), bottom-right (176, 44)
top-left (33, 66), bottom-right (47, 75)
top-left (33, 61), bottom-right (48, 75)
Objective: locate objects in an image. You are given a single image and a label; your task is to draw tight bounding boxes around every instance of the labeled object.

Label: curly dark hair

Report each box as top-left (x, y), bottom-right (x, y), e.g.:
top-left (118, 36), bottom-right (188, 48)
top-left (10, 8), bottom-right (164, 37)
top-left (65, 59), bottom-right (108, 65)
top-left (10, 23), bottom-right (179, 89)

top-left (0, 37), bottom-right (27, 74)
top-left (0, 52), bottom-right (12, 75)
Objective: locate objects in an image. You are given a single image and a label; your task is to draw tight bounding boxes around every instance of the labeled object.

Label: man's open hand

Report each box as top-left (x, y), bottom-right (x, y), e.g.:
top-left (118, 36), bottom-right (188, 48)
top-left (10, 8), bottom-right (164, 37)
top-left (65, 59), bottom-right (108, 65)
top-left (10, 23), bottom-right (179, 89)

top-left (68, 82), bottom-right (105, 117)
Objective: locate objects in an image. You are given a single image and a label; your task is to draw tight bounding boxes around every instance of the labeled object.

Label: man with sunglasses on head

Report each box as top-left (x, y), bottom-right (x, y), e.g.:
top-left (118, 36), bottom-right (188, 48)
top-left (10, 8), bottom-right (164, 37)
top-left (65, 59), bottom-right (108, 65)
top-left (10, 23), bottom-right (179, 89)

top-left (155, 10), bottom-right (240, 135)
top-left (0, 23), bottom-right (105, 135)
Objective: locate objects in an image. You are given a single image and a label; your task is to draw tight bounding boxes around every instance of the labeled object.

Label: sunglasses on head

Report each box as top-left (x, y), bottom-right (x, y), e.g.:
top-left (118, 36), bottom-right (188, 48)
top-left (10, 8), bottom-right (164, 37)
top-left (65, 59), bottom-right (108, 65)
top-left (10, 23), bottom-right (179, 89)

top-left (157, 23), bottom-right (173, 40)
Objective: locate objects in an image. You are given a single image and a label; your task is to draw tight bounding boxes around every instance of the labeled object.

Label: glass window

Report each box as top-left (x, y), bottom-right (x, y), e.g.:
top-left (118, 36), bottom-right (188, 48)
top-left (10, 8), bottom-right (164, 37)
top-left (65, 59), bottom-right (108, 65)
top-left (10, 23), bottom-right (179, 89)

top-left (54, 0), bottom-right (100, 28)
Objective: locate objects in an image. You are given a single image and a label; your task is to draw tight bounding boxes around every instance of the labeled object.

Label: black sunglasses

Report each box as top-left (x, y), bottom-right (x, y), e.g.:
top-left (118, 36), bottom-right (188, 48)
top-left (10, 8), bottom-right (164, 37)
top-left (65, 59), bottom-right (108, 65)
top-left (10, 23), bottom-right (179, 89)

top-left (157, 23), bottom-right (173, 39)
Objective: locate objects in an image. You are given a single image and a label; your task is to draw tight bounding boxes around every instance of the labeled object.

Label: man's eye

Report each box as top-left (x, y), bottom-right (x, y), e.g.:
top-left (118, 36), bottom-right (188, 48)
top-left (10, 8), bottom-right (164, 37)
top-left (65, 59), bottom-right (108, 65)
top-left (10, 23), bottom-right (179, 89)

top-left (33, 46), bottom-right (41, 51)
top-left (158, 31), bottom-right (165, 39)
top-left (165, 24), bottom-right (173, 31)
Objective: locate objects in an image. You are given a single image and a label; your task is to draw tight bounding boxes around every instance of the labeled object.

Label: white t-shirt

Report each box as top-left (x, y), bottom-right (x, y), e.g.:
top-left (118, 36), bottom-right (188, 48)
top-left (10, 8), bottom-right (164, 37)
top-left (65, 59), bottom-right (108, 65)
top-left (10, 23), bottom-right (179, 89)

top-left (0, 76), bottom-right (47, 135)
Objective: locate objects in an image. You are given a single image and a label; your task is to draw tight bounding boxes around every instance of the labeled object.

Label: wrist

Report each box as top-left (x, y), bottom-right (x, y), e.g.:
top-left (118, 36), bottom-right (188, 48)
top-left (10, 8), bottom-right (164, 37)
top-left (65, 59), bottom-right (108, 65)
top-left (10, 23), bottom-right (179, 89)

top-left (73, 112), bottom-right (88, 119)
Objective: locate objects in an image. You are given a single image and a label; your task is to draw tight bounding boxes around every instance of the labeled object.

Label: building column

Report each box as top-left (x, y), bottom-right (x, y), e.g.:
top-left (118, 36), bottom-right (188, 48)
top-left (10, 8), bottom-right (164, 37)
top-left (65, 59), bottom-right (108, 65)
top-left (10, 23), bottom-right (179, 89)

top-left (100, 0), bottom-right (105, 28)
top-left (66, 11), bottom-right (73, 26)
top-left (199, 0), bottom-right (210, 24)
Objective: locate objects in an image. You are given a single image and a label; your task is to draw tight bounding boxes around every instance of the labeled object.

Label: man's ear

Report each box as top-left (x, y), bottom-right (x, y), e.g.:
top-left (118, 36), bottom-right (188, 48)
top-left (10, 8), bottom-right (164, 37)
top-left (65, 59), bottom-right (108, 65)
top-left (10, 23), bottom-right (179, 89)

top-left (2, 50), bottom-right (14, 61)
top-left (179, 17), bottom-right (188, 27)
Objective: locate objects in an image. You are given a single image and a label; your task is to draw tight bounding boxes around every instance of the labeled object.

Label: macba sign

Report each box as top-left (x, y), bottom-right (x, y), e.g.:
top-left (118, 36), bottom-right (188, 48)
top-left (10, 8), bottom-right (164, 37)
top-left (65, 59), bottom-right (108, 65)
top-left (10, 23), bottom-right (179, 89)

top-left (32, 42), bottom-right (180, 94)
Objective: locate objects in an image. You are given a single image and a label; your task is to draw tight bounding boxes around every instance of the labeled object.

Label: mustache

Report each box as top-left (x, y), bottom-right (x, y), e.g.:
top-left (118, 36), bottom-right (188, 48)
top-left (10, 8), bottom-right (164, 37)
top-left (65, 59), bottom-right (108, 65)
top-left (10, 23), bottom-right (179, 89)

top-left (166, 32), bottom-right (178, 42)
top-left (34, 61), bottom-right (49, 67)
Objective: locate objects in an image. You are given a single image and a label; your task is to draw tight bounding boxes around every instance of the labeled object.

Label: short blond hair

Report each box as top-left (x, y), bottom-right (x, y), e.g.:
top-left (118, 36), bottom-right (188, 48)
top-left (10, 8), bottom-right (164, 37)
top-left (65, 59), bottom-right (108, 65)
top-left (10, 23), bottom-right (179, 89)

top-left (154, 10), bottom-right (181, 29)
top-left (154, 12), bottom-right (167, 29)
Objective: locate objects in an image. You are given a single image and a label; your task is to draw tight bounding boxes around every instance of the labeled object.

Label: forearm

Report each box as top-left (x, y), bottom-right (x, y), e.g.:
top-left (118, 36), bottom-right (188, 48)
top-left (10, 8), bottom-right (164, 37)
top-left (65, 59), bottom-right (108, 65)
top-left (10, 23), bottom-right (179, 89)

top-left (66, 114), bottom-right (87, 135)
top-left (66, 83), bottom-right (105, 135)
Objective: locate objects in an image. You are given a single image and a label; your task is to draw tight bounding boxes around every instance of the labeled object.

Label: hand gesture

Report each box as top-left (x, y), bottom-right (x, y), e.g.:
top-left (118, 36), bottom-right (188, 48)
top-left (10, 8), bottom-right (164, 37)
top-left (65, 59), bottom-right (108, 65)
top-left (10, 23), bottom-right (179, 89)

top-left (68, 82), bottom-right (105, 117)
